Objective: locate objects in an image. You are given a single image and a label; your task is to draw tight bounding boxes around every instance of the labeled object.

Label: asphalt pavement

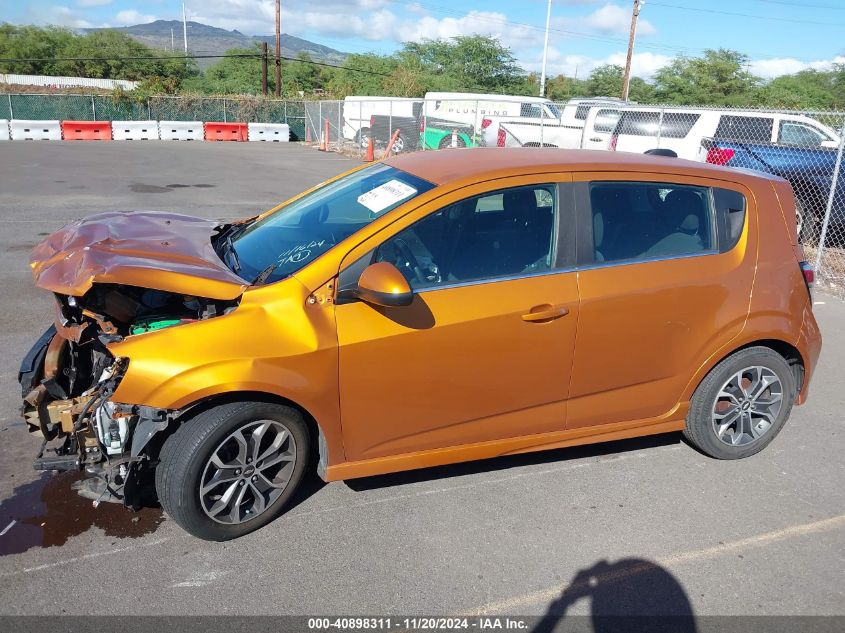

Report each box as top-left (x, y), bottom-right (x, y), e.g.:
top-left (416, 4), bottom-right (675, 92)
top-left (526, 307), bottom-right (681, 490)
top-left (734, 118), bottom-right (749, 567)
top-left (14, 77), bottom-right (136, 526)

top-left (0, 142), bottom-right (843, 618)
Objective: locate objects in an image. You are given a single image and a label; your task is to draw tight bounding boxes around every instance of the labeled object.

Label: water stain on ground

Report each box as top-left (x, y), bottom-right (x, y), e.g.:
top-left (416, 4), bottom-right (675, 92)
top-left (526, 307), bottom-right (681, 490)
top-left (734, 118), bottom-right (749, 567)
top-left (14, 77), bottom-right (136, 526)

top-left (166, 183), bottom-right (216, 189)
top-left (130, 183), bottom-right (172, 194)
top-left (0, 472), bottom-right (164, 557)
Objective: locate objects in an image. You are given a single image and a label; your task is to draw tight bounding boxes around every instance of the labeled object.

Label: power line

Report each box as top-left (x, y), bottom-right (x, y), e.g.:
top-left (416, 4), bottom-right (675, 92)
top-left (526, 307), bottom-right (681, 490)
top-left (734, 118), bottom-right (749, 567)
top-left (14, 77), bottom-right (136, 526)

top-left (648, 1), bottom-right (845, 27)
top-left (747, 0), bottom-right (845, 10)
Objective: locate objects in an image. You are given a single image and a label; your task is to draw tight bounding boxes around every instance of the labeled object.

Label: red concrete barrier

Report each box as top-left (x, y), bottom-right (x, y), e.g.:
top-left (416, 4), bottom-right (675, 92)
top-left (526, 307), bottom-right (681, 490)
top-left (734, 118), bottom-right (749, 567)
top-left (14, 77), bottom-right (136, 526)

top-left (61, 120), bottom-right (112, 141)
top-left (204, 122), bottom-right (248, 142)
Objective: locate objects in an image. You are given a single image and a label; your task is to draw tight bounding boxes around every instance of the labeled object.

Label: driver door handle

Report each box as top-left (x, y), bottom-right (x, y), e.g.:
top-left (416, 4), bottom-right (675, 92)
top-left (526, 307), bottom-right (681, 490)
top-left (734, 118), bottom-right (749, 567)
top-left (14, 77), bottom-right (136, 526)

top-left (522, 305), bottom-right (570, 323)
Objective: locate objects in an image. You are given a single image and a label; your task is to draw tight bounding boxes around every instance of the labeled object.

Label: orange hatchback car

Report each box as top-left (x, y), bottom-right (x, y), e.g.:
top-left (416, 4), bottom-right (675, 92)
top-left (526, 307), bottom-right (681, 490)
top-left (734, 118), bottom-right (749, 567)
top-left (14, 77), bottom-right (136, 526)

top-left (21, 148), bottom-right (821, 540)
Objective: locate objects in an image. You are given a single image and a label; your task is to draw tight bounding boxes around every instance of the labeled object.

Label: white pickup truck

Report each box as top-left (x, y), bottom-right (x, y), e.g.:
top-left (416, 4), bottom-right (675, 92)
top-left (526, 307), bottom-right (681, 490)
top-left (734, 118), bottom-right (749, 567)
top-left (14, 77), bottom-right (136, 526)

top-left (497, 98), bottom-right (626, 149)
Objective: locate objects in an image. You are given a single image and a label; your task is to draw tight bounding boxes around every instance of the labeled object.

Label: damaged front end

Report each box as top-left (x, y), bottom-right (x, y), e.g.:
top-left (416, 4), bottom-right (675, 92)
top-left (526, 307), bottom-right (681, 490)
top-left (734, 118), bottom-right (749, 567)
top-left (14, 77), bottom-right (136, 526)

top-left (20, 284), bottom-right (239, 509)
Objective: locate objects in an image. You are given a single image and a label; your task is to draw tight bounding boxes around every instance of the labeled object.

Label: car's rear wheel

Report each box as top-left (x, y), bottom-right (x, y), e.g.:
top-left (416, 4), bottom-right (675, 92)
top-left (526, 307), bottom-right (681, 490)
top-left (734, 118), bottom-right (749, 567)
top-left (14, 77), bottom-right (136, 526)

top-left (155, 401), bottom-right (309, 541)
top-left (683, 347), bottom-right (795, 460)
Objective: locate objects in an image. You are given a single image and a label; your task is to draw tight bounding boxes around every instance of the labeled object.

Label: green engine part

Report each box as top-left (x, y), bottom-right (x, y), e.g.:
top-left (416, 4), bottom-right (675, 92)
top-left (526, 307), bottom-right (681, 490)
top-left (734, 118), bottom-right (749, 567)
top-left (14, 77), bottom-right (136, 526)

top-left (129, 318), bottom-right (184, 336)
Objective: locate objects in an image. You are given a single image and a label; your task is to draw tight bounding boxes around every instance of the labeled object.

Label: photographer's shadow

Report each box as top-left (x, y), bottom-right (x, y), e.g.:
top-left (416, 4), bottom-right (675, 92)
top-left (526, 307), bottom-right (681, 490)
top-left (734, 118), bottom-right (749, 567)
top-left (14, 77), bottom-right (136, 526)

top-left (533, 558), bottom-right (697, 633)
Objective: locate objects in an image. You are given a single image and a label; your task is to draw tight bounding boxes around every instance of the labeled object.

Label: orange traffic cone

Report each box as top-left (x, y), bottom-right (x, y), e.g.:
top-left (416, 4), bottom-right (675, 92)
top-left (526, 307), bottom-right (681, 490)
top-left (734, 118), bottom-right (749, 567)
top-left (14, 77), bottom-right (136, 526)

top-left (364, 135), bottom-right (375, 162)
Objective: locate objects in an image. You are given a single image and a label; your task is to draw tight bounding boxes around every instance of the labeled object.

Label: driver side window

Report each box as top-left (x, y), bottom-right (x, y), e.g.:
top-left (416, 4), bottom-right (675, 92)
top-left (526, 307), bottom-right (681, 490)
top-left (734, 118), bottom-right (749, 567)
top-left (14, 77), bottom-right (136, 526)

top-left (374, 185), bottom-right (557, 290)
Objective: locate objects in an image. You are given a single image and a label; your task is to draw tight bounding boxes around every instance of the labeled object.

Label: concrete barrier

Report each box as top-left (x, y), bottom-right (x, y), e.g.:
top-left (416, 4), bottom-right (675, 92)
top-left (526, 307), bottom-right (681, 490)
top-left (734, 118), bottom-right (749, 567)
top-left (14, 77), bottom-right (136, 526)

top-left (61, 120), bottom-right (113, 141)
top-left (10, 120), bottom-right (62, 141)
top-left (0, 120), bottom-right (9, 141)
top-left (205, 122), bottom-right (248, 142)
top-left (158, 121), bottom-right (204, 141)
top-left (248, 122), bottom-right (290, 142)
top-left (112, 120), bottom-right (159, 140)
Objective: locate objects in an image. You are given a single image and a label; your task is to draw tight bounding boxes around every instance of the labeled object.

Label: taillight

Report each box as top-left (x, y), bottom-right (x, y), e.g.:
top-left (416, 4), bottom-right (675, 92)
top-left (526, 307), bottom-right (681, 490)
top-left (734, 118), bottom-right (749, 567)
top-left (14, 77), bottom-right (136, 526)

top-left (370, 115), bottom-right (375, 127)
top-left (481, 118), bottom-right (492, 129)
top-left (497, 128), bottom-right (506, 147)
top-left (800, 261), bottom-right (814, 299)
top-left (420, 117), bottom-right (425, 133)
top-left (609, 133), bottom-right (618, 151)
top-left (706, 147), bottom-right (735, 165)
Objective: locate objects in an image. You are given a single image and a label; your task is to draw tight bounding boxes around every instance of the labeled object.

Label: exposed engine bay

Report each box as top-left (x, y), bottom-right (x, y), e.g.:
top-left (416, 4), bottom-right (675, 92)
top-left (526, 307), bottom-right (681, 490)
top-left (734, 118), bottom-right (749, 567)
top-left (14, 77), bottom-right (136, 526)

top-left (19, 283), bottom-right (238, 509)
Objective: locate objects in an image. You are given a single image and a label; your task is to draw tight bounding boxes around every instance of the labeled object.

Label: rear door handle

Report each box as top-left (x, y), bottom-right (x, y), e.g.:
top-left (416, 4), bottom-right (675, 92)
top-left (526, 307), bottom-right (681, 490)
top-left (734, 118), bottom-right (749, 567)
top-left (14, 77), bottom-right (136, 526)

top-left (522, 304), bottom-right (570, 322)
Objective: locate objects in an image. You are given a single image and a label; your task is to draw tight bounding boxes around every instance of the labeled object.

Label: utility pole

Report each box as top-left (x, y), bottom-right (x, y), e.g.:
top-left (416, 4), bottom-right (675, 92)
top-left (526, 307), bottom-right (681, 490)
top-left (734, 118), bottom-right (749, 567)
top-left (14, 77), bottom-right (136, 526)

top-left (539, 0), bottom-right (552, 97)
top-left (182, 2), bottom-right (188, 54)
top-left (275, 0), bottom-right (282, 97)
top-left (621, 0), bottom-right (643, 102)
top-left (261, 42), bottom-right (268, 96)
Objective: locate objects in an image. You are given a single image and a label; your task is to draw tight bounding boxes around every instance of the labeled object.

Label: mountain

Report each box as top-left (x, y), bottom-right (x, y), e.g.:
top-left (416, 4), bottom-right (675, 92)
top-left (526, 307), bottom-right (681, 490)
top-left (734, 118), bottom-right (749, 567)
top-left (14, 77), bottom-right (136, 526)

top-left (85, 20), bottom-right (347, 68)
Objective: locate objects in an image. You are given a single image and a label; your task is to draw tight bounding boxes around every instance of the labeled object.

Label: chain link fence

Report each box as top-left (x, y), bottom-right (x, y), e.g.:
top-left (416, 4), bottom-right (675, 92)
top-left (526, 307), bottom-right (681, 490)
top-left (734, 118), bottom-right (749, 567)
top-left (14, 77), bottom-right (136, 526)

top-left (2, 93), bottom-right (843, 296)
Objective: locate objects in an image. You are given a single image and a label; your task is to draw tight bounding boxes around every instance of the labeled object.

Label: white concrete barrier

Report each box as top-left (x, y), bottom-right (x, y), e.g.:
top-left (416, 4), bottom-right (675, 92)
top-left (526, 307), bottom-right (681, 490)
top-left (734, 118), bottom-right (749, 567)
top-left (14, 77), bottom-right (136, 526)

top-left (248, 122), bottom-right (290, 142)
top-left (0, 120), bottom-right (9, 141)
top-left (158, 121), bottom-right (204, 141)
top-left (10, 119), bottom-right (62, 141)
top-left (112, 120), bottom-right (159, 140)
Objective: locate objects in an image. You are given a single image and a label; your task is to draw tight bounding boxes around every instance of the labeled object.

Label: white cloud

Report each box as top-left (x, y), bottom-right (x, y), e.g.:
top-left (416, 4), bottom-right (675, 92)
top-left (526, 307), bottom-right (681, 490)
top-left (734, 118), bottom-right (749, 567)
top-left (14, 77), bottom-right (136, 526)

top-left (749, 56), bottom-right (845, 79)
top-left (47, 5), bottom-right (94, 28)
top-left (526, 47), bottom-right (672, 79)
top-left (555, 3), bottom-right (655, 38)
top-left (77, 0), bottom-right (113, 7)
top-left (113, 9), bottom-right (156, 25)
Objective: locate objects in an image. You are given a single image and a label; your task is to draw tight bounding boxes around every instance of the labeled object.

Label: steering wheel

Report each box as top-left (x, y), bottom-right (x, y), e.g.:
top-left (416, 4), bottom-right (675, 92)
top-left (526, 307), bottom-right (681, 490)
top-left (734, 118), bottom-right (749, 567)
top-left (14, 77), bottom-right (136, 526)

top-left (392, 239), bottom-right (427, 284)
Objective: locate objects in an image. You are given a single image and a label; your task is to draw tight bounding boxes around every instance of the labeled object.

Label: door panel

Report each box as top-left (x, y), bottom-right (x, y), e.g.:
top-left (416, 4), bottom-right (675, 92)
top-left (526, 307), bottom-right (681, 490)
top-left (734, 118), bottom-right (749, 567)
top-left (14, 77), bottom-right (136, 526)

top-left (337, 273), bottom-right (579, 461)
top-left (566, 172), bottom-right (758, 429)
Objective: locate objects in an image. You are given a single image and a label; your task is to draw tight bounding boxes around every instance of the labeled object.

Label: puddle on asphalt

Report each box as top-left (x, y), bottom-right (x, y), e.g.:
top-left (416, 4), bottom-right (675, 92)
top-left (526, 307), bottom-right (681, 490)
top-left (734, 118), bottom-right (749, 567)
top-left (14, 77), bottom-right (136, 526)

top-left (0, 471), bottom-right (164, 556)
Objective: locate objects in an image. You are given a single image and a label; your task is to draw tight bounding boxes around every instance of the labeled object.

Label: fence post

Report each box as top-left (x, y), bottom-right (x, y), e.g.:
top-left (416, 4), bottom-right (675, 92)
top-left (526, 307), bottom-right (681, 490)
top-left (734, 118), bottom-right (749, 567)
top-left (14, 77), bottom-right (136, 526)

top-left (147, 98), bottom-right (151, 120)
top-left (319, 101), bottom-right (323, 145)
top-left (337, 101), bottom-right (341, 152)
top-left (656, 108), bottom-right (665, 148)
top-left (476, 99), bottom-right (480, 148)
top-left (813, 119), bottom-right (845, 279)
top-left (360, 100), bottom-right (364, 156)
top-left (540, 102), bottom-right (545, 148)
top-left (284, 100), bottom-right (288, 124)
top-left (91, 95), bottom-right (96, 121)
top-left (422, 99), bottom-right (427, 151)
top-left (389, 99), bottom-right (393, 149)
top-left (8, 94), bottom-right (13, 120)
top-left (223, 98), bottom-right (227, 123)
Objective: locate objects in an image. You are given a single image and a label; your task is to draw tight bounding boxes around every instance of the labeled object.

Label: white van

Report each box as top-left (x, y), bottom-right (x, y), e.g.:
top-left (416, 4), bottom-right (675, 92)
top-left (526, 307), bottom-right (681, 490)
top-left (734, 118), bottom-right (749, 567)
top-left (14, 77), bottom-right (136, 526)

top-left (608, 107), bottom-right (841, 159)
top-left (423, 92), bottom-right (562, 146)
top-left (342, 96), bottom-right (421, 147)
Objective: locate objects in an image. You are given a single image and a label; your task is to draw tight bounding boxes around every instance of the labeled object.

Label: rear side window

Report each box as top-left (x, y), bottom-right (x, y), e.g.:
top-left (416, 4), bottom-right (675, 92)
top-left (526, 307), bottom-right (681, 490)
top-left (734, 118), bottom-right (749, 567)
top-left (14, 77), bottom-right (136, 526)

top-left (778, 121), bottom-right (827, 147)
top-left (575, 105), bottom-right (591, 120)
top-left (593, 108), bottom-right (621, 133)
top-left (589, 182), bottom-right (716, 264)
top-left (713, 188), bottom-right (747, 252)
top-left (615, 111), bottom-right (700, 138)
top-left (715, 115), bottom-right (773, 142)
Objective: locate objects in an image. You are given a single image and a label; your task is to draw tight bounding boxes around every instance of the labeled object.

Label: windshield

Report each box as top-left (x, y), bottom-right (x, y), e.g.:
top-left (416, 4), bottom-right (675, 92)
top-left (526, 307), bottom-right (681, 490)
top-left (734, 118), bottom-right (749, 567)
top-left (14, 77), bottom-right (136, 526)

top-left (229, 164), bottom-right (434, 285)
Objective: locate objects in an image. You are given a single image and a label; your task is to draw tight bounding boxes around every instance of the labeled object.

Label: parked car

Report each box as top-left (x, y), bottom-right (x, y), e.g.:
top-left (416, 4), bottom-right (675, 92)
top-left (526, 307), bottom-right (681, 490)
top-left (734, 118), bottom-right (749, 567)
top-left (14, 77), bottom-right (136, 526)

top-left (21, 148), bottom-right (821, 540)
top-left (369, 114), bottom-right (476, 153)
top-left (342, 96), bottom-right (421, 148)
top-left (700, 136), bottom-right (844, 241)
top-left (610, 107), bottom-right (840, 159)
top-left (424, 91), bottom-right (563, 146)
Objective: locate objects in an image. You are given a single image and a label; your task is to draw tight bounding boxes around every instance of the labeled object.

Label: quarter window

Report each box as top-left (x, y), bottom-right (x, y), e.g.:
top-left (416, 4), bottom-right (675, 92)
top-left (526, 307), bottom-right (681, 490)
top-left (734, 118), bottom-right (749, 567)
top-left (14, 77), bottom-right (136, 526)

top-left (593, 108), bottom-right (621, 134)
top-left (374, 185), bottom-right (557, 290)
top-left (713, 188), bottom-right (747, 252)
top-left (589, 182), bottom-right (716, 264)
top-left (614, 111), bottom-right (700, 138)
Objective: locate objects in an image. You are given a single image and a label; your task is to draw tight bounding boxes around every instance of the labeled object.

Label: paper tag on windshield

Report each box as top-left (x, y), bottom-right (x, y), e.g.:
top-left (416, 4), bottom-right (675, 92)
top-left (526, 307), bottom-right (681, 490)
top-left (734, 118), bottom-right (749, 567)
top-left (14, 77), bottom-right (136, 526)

top-left (357, 180), bottom-right (417, 214)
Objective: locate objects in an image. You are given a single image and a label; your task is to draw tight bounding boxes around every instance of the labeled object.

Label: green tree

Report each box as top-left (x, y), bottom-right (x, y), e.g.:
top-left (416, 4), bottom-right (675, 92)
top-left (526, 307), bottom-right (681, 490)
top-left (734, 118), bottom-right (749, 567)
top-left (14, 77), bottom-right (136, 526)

top-left (653, 49), bottom-right (760, 106)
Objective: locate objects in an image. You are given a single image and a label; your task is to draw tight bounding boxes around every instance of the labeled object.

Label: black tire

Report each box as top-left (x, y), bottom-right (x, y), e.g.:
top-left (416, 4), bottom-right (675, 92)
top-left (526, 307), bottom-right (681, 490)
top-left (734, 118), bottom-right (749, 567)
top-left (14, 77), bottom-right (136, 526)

top-left (155, 401), bottom-right (309, 541)
top-left (438, 134), bottom-right (467, 149)
top-left (683, 346), bottom-right (795, 460)
top-left (796, 198), bottom-right (819, 245)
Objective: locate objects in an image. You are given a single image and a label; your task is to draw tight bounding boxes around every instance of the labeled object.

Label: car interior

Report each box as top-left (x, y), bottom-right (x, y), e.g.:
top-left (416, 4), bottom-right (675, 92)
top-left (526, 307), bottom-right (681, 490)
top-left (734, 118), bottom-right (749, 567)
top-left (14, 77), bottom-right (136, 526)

top-left (375, 186), bottom-right (556, 289)
top-left (591, 182), bottom-right (714, 263)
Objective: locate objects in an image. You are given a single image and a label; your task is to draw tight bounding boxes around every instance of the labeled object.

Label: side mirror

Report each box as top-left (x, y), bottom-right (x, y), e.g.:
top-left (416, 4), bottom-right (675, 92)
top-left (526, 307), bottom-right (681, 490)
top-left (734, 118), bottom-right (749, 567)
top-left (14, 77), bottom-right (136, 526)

top-left (354, 262), bottom-right (414, 307)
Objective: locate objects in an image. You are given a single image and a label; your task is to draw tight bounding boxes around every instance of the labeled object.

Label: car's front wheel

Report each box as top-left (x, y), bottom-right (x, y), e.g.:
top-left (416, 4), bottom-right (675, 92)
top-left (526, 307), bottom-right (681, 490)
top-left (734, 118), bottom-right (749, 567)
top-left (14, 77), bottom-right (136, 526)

top-left (683, 347), bottom-right (795, 460)
top-left (155, 401), bottom-right (309, 541)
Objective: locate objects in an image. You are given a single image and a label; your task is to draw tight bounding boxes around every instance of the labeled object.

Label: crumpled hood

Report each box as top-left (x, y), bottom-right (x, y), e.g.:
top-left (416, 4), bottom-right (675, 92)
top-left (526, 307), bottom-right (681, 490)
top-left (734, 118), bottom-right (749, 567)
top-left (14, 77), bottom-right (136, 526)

top-left (30, 211), bottom-right (248, 300)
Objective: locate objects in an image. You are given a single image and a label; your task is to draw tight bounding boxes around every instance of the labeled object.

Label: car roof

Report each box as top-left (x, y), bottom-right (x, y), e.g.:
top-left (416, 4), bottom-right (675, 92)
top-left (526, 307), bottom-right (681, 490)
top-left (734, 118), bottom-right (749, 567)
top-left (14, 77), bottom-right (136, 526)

top-left (383, 148), bottom-right (782, 187)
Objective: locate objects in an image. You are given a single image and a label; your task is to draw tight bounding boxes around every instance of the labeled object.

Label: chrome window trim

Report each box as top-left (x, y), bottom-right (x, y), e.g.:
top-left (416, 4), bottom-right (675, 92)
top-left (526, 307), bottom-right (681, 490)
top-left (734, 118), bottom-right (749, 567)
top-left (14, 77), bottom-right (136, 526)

top-left (576, 249), bottom-right (720, 272)
top-left (414, 265), bottom-right (579, 295)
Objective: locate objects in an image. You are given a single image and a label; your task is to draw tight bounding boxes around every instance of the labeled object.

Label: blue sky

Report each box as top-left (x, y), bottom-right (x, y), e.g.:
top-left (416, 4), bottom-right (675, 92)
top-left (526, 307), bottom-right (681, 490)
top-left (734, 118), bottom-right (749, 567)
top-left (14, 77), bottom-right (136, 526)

top-left (5, 0), bottom-right (845, 79)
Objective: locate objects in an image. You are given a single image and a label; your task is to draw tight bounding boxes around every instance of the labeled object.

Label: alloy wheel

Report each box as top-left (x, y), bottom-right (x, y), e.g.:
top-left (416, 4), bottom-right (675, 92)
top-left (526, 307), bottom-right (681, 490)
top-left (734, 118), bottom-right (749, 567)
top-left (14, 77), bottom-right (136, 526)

top-left (712, 366), bottom-right (784, 447)
top-left (199, 420), bottom-right (297, 524)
